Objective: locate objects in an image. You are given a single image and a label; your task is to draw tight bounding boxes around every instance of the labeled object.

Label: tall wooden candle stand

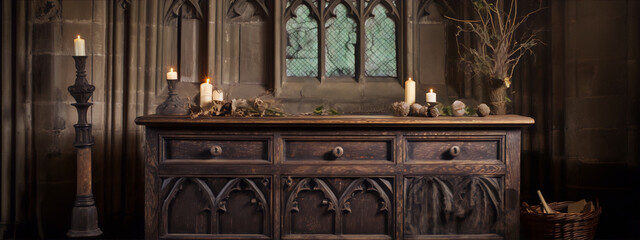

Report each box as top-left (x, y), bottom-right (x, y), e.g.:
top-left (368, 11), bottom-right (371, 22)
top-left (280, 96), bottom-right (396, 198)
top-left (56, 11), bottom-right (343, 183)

top-left (67, 56), bottom-right (102, 237)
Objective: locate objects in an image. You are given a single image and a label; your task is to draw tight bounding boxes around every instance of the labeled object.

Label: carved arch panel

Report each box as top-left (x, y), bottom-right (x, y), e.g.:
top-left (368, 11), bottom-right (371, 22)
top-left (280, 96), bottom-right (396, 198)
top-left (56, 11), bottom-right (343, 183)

top-left (339, 178), bottom-right (393, 234)
top-left (282, 177), bottom-right (393, 237)
top-left (414, 0), bottom-right (448, 101)
top-left (221, 0), bottom-right (274, 99)
top-left (160, 177), bottom-right (271, 237)
top-left (404, 175), bottom-right (504, 236)
top-left (162, 0), bottom-right (210, 84)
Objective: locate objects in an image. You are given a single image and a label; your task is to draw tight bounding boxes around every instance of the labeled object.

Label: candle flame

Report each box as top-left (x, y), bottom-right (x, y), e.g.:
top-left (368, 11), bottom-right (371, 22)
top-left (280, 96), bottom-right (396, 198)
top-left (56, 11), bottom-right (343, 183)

top-left (408, 77), bottom-right (413, 81)
top-left (77, 35), bottom-right (81, 39)
top-left (170, 68), bottom-right (174, 72)
top-left (430, 88), bottom-right (433, 93)
top-left (205, 78), bottom-right (210, 84)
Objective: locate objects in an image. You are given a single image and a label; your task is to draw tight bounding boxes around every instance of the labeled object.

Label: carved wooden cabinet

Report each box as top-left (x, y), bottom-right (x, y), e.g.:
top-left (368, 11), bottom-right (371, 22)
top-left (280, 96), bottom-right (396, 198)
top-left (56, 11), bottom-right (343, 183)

top-left (136, 115), bottom-right (534, 240)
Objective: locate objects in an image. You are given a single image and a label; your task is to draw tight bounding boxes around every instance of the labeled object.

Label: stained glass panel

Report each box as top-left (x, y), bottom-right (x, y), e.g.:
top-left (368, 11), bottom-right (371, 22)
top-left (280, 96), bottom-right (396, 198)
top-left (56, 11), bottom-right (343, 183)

top-left (365, 4), bottom-right (397, 77)
top-left (286, 4), bottom-right (318, 77)
top-left (325, 4), bottom-right (356, 77)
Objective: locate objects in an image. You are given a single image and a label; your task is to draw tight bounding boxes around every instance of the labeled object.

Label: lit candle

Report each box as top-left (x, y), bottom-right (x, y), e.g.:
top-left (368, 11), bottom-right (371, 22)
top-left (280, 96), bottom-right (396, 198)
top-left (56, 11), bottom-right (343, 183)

top-left (200, 78), bottom-right (213, 108)
top-left (404, 78), bottom-right (416, 105)
top-left (74, 35), bottom-right (85, 56)
top-left (426, 88), bottom-right (437, 103)
top-left (212, 89), bottom-right (224, 101)
top-left (167, 68), bottom-right (178, 80)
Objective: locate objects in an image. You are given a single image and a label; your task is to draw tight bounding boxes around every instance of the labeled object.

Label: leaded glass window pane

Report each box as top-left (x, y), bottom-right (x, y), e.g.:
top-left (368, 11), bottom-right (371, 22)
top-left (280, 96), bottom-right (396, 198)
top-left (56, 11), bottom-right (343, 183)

top-left (286, 4), bottom-right (318, 77)
top-left (325, 4), bottom-right (356, 77)
top-left (365, 4), bottom-right (397, 77)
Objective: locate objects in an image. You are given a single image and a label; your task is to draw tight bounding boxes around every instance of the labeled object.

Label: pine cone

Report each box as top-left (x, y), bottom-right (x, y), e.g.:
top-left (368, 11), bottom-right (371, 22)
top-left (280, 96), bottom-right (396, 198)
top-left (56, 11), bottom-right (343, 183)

top-left (253, 98), bottom-right (269, 116)
top-left (452, 100), bottom-right (466, 117)
top-left (410, 104), bottom-right (424, 116)
top-left (427, 106), bottom-right (439, 117)
top-left (392, 102), bottom-right (410, 117)
top-left (477, 103), bottom-right (491, 117)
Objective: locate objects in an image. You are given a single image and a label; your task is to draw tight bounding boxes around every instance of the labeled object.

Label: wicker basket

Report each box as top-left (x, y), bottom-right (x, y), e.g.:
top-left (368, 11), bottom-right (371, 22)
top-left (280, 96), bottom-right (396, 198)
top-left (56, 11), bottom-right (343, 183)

top-left (521, 201), bottom-right (601, 240)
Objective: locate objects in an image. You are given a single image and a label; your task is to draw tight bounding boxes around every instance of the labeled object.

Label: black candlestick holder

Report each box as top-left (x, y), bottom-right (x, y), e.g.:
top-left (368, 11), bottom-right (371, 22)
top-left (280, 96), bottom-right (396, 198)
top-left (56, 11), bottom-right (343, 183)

top-left (156, 78), bottom-right (188, 115)
top-left (67, 56), bottom-right (102, 238)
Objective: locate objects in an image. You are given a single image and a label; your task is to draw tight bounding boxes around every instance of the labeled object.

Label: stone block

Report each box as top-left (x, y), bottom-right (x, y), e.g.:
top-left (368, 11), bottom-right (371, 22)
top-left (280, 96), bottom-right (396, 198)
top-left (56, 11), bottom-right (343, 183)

top-left (89, 55), bottom-right (106, 101)
top-left (56, 56), bottom-right (80, 86)
top-left (627, 98), bottom-right (639, 126)
top-left (574, 128), bottom-right (627, 163)
top-left (565, 160), bottom-right (633, 189)
top-left (333, 102), bottom-right (365, 114)
top-left (574, 96), bottom-right (626, 129)
top-left (551, 129), bottom-right (564, 158)
top-left (61, 0), bottom-right (94, 21)
top-left (278, 81), bottom-right (305, 99)
top-left (228, 84), bottom-right (269, 100)
top-left (300, 81), bottom-right (363, 100)
top-left (32, 22), bottom-right (59, 54)
top-left (32, 109), bottom-right (76, 182)
top-left (90, 22), bottom-right (107, 56)
top-left (280, 99), bottom-right (322, 114)
top-left (575, 0), bottom-right (628, 60)
top-left (362, 81), bottom-right (403, 100)
top-left (417, 24), bottom-right (446, 85)
top-left (32, 54), bottom-right (55, 99)
top-left (628, 59), bottom-right (639, 101)
top-left (61, 22), bottom-right (93, 56)
top-left (628, 1), bottom-right (639, 60)
top-left (37, 182), bottom-right (75, 237)
top-left (337, 100), bottom-right (393, 114)
top-left (576, 59), bottom-right (627, 97)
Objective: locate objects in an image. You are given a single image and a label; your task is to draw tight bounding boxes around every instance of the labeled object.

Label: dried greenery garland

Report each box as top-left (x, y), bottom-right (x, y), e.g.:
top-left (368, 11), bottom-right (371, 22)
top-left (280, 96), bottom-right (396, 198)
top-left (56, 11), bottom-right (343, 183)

top-left (189, 93), bottom-right (285, 118)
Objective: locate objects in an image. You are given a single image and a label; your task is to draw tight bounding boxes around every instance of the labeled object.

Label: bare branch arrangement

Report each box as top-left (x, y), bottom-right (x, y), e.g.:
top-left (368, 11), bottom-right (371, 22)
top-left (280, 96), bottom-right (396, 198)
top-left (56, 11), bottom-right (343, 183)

top-left (446, 0), bottom-right (544, 114)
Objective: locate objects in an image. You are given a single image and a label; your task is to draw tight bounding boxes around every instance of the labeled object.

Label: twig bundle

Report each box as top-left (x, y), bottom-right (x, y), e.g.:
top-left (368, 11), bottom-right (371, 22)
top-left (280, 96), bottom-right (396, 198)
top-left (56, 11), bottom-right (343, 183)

top-left (447, 0), bottom-right (544, 84)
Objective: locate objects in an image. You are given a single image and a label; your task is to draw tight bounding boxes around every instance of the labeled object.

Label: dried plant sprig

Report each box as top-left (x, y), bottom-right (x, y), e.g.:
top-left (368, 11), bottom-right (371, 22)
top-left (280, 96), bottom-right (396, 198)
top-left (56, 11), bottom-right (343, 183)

top-left (446, 0), bottom-right (545, 86)
top-left (188, 91), bottom-right (286, 118)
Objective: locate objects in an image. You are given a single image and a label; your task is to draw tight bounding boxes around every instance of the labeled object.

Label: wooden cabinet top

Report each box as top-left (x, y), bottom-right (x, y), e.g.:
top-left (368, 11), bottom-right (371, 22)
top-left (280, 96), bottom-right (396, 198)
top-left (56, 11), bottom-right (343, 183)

top-left (135, 114), bottom-right (534, 128)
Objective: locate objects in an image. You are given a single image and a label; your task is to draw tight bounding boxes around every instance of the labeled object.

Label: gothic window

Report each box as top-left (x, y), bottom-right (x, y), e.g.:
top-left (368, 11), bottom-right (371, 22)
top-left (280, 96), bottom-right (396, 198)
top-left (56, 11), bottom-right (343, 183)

top-left (365, 4), bottom-right (397, 77)
top-left (325, 4), bottom-right (357, 77)
top-left (284, 0), bottom-right (401, 80)
top-left (286, 3), bottom-right (319, 77)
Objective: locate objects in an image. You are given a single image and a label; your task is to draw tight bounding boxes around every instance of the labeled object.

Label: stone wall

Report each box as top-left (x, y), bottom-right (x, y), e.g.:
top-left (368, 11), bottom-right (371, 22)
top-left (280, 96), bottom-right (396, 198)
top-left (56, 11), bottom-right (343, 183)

top-left (561, 0), bottom-right (639, 236)
top-left (0, 0), bottom-right (638, 239)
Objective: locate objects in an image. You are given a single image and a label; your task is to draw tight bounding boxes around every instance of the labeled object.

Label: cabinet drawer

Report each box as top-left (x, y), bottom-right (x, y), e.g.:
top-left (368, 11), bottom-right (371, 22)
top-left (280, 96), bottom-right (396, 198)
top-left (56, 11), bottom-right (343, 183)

top-left (162, 135), bottom-right (271, 164)
top-left (283, 136), bottom-right (394, 164)
top-left (405, 136), bottom-right (503, 163)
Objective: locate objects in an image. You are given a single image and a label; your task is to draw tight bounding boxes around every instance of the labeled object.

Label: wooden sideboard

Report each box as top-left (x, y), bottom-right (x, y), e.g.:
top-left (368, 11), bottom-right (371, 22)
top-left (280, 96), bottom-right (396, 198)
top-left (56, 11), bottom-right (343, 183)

top-left (135, 115), bottom-right (534, 240)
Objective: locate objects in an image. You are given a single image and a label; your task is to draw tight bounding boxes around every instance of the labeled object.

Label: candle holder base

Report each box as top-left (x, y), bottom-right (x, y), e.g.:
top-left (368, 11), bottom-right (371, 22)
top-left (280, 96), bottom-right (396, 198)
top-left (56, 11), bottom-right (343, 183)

top-left (67, 195), bottom-right (102, 238)
top-left (157, 96), bottom-right (188, 115)
top-left (157, 79), bottom-right (188, 115)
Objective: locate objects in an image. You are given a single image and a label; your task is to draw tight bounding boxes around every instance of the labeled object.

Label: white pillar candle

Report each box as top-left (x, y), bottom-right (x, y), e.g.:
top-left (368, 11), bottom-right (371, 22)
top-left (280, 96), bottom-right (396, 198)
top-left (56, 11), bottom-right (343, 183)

top-left (167, 68), bottom-right (178, 80)
top-left (200, 78), bottom-right (213, 108)
top-left (74, 35), bottom-right (85, 56)
top-left (212, 89), bottom-right (224, 101)
top-left (404, 78), bottom-right (416, 105)
top-left (426, 88), bottom-right (437, 103)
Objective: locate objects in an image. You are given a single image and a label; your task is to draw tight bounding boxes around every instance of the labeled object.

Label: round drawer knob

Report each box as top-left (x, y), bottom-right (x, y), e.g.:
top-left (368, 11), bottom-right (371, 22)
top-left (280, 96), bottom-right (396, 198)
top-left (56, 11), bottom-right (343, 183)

top-left (332, 146), bottom-right (344, 158)
top-left (449, 146), bottom-right (461, 157)
top-left (210, 145), bottom-right (223, 156)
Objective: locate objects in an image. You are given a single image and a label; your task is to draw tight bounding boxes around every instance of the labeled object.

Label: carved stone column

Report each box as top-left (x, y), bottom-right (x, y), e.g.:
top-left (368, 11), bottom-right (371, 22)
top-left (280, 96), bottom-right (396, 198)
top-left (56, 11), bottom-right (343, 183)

top-left (67, 56), bottom-right (102, 238)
